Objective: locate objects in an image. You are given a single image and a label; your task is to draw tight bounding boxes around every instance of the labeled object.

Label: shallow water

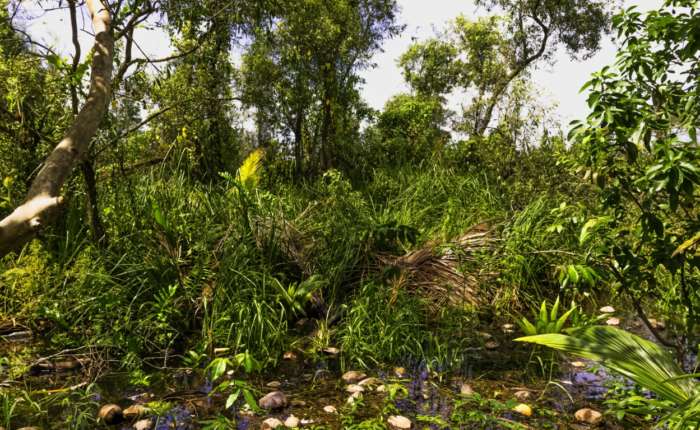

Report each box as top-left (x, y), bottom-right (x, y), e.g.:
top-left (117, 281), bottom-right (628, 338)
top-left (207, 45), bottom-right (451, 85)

top-left (0, 319), bottom-right (663, 429)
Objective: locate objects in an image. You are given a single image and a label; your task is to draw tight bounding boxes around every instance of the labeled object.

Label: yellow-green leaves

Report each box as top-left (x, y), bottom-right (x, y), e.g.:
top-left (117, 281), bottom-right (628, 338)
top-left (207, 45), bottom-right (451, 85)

top-left (236, 148), bottom-right (264, 191)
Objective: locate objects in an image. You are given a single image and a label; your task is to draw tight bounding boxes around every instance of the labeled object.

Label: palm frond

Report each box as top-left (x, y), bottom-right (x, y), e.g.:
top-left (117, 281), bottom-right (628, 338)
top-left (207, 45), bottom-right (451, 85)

top-left (237, 148), bottom-right (265, 190)
top-left (516, 326), bottom-right (696, 405)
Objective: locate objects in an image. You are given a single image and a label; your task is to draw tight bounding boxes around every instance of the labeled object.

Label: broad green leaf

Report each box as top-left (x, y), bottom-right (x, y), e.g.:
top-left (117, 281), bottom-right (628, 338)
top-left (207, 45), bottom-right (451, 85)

top-left (516, 326), bottom-right (695, 405)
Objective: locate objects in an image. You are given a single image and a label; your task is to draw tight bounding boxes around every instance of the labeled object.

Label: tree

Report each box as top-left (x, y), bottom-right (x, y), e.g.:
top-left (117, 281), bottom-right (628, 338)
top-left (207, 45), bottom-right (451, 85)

top-left (374, 93), bottom-right (449, 166)
top-left (570, 0), bottom-right (700, 353)
top-left (0, 0), bottom-right (114, 257)
top-left (240, 0), bottom-right (402, 174)
top-left (400, 0), bottom-right (612, 138)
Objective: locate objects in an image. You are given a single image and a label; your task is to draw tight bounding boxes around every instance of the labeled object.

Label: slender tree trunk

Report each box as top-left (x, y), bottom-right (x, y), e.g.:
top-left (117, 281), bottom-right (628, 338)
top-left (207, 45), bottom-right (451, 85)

top-left (0, 0), bottom-right (114, 257)
top-left (81, 161), bottom-right (106, 242)
top-left (69, 0), bottom-right (106, 245)
top-left (293, 109), bottom-right (304, 178)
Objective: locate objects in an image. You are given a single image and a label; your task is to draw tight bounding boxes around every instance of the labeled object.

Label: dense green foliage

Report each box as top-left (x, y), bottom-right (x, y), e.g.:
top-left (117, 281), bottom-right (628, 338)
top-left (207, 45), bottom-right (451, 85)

top-left (1, 0), bottom-right (699, 428)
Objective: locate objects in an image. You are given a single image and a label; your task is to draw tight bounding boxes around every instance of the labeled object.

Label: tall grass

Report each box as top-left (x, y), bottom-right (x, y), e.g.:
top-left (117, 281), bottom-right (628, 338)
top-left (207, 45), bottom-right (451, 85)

top-left (0, 158), bottom-right (583, 372)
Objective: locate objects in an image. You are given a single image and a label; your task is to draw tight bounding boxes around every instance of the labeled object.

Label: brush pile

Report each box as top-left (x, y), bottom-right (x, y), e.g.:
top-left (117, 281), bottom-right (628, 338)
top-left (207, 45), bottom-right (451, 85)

top-left (377, 224), bottom-right (498, 309)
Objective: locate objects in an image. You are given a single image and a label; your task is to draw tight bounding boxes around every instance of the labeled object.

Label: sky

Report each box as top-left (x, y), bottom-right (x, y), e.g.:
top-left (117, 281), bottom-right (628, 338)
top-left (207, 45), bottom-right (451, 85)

top-left (18, 0), bottom-right (663, 127)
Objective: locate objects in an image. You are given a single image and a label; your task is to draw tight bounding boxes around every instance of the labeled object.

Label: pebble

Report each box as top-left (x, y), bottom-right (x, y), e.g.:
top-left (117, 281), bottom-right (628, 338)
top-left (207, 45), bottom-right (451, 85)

top-left (323, 405), bottom-right (338, 414)
top-left (513, 404), bottom-right (532, 417)
top-left (501, 323), bottom-right (515, 333)
top-left (649, 318), bottom-right (666, 330)
top-left (342, 370), bottom-right (367, 384)
top-left (358, 377), bottom-right (382, 387)
top-left (346, 391), bottom-right (362, 404)
top-left (345, 384), bottom-right (365, 394)
top-left (124, 404), bottom-right (148, 419)
top-left (261, 417), bottom-right (284, 429)
top-left (605, 317), bottom-right (620, 326)
top-left (259, 391), bottom-right (288, 410)
top-left (290, 399), bottom-right (307, 407)
top-left (514, 390), bottom-right (531, 402)
top-left (387, 415), bottom-right (412, 429)
top-left (485, 340), bottom-right (500, 350)
top-left (575, 408), bottom-right (603, 425)
top-left (599, 306), bottom-right (615, 313)
top-left (284, 415), bottom-right (300, 428)
top-left (571, 361), bottom-right (586, 368)
top-left (133, 418), bottom-right (154, 430)
top-left (322, 347), bottom-right (340, 356)
top-left (460, 383), bottom-right (475, 396)
top-left (266, 381), bottom-right (282, 388)
top-left (98, 404), bottom-right (123, 425)
top-left (376, 384), bottom-right (386, 392)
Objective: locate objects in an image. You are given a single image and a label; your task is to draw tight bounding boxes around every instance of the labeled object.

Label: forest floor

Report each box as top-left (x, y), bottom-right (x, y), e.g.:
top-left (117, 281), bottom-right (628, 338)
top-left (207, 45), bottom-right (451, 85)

top-left (0, 312), bottom-right (665, 430)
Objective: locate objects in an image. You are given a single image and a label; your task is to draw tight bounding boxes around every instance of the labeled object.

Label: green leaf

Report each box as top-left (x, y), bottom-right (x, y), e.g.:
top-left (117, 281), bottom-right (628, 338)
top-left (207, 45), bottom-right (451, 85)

top-left (225, 390), bottom-right (241, 409)
top-left (550, 297), bottom-right (561, 321)
top-left (207, 358), bottom-right (229, 382)
top-left (517, 317), bottom-right (537, 336)
top-left (516, 326), bottom-right (695, 405)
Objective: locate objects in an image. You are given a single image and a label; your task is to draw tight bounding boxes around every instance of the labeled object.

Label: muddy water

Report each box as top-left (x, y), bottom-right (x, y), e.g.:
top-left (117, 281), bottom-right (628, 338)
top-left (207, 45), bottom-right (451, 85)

top-left (1, 324), bottom-right (654, 430)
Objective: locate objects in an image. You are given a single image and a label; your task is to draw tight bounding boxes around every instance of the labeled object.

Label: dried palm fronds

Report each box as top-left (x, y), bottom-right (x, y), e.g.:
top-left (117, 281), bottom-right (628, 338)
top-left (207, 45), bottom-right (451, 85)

top-left (378, 224), bottom-right (498, 309)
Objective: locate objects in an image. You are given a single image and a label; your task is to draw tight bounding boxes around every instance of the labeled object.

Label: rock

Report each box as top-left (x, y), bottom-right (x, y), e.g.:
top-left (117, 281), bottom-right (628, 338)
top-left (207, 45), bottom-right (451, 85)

top-left (284, 415), bottom-right (300, 428)
top-left (514, 390), bottom-right (531, 402)
top-left (261, 418), bottom-right (284, 429)
top-left (322, 347), bottom-right (340, 356)
top-left (387, 415), bottom-right (412, 429)
top-left (283, 351), bottom-right (297, 360)
top-left (393, 367), bottom-right (407, 378)
top-left (346, 391), bottom-right (362, 404)
top-left (575, 408), bottom-right (603, 425)
top-left (323, 405), bottom-right (338, 414)
top-left (342, 370), bottom-right (367, 384)
top-left (599, 306), bottom-right (615, 313)
top-left (477, 331), bottom-right (493, 340)
top-left (290, 399), bottom-right (307, 407)
top-left (133, 419), bottom-right (154, 430)
top-left (124, 404), bottom-right (148, 419)
top-left (459, 383), bottom-right (475, 396)
top-left (345, 384), bottom-right (365, 394)
top-left (259, 391), bottom-right (288, 410)
top-left (358, 377), bottom-right (382, 387)
top-left (376, 384), bottom-right (386, 393)
top-left (300, 419), bottom-right (314, 425)
top-left (98, 404), bottom-right (123, 425)
top-left (485, 340), bottom-right (500, 350)
top-left (266, 381), bottom-right (282, 388)
top-left (571, 361), bottom-right (586, 368)
top-left (501, 323), bottom-right (515, 333)
top-left (513, 404), bottom-right (532, 417)
top-left (605, 317), bottom-right (620, 326)
top-left (649, 318), bottom-right (666, 330)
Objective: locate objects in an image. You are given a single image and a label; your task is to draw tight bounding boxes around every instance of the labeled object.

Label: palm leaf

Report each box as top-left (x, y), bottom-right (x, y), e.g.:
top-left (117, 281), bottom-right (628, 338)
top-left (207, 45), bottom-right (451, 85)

top-left (516, 326), bottom-right (696, 405)
top-left (237, 148), bottom-right (265, 190)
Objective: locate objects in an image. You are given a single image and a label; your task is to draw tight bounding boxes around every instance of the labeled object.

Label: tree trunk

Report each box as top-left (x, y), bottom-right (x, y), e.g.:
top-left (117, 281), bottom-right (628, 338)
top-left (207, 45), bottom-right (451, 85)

top-left (81, 160), bottom-right (107, 243)
top-left (293, 110), bottom-right (304, 178)
top-left (0, 0), bottom-right (113, 257)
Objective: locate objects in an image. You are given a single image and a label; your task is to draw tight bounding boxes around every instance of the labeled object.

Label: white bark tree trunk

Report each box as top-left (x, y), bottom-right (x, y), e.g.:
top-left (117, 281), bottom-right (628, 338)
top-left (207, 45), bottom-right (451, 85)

top-left (0, 0), bottom-right (114, 257)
